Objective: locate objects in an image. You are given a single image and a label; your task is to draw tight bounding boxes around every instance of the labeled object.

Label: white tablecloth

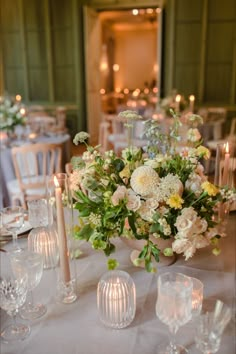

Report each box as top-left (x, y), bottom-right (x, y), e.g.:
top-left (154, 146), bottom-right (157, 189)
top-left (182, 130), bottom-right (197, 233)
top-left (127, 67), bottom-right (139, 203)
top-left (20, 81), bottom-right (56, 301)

top-left (0, 134), bottom-right (71, 208)
top-left (1, 213), bottom-right (235, 354)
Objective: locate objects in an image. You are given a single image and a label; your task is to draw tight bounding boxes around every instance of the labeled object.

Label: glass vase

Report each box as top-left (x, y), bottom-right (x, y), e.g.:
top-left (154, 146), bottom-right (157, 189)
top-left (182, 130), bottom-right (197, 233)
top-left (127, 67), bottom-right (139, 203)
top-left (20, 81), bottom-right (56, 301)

top-left (46, 173), bottom-right (77, 304)
top-left (97, 270), bottom-right (136, 329)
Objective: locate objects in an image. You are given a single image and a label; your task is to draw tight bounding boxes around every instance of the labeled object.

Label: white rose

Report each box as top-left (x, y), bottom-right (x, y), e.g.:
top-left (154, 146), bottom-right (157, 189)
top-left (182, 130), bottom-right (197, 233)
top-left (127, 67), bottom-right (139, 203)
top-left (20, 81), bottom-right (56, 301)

top-left (175, 217), bottom-right (193, 237)
top-left (145, 197), bottom-right (159, 210)
top-left (138, 203), bottom-right (155, 222)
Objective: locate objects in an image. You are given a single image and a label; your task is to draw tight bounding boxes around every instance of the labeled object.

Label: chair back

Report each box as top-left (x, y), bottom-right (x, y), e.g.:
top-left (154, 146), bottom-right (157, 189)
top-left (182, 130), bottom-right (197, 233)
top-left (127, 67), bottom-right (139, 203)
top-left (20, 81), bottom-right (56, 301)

top-left (11, 143), bottom-right (62, 206)
top-left (28, 115), bottom-right (57, 134)
top-left (229, 117), bottom-right (236, 137)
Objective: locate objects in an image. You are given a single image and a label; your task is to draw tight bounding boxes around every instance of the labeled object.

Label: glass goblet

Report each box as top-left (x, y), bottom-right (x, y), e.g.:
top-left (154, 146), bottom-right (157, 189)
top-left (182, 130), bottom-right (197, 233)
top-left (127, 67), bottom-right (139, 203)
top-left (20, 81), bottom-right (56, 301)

top-left (1, 206), bottom-right (25, 250)
top-left (11, 250), bottom-right (47, 320)
top-left (0, 252), bottom-right (30, 342)
top-left (155, 272), bottom-right (193, 354)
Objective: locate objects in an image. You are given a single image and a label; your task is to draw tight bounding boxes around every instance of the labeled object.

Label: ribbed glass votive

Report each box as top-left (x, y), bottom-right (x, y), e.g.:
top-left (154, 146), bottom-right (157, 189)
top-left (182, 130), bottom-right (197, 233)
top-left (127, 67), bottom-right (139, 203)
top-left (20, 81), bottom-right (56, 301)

top-left (97, 270), bottom-right (136, 329)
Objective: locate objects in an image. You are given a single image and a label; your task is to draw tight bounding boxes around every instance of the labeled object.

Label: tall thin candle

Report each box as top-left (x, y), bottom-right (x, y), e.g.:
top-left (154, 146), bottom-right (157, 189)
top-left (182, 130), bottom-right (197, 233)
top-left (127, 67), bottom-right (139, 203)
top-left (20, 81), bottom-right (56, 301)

top-left (222, 142), bottom-right (230, 186)
top-left (175, 94), bottom-right (181, 113)
top-left (189, 95), bottom-right (195, 112)
top-left (54, 176), bottom-right (71, 283)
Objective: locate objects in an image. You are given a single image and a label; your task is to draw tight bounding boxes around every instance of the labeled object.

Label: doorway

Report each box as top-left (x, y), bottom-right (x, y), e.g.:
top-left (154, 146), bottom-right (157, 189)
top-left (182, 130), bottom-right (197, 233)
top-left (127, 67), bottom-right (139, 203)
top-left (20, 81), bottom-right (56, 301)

top-left (83, 5), bottom-right (163, 144)
top-left (99, 8), bottom-right (161, 116)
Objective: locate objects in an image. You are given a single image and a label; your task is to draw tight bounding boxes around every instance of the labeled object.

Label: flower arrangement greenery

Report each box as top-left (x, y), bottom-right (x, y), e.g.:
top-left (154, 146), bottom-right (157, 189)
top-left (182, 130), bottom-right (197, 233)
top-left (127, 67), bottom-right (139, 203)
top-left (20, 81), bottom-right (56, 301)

top-left (70, 110), bottom-right (235, 272)
top-left (0, 95), bottom-right (26, 132)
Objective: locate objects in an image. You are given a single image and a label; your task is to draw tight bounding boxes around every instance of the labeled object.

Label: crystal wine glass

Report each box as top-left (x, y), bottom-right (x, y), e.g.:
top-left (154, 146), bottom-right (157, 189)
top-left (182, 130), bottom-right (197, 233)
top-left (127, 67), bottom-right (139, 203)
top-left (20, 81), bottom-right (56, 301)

top-left (0, 251), bottom-right (30, 342)
top-left (155, 272), bottom-right (193, 354)
top-left (11, 250), bottom-right (47, 320)
top-left (1, 206), bottom-right (25, 250)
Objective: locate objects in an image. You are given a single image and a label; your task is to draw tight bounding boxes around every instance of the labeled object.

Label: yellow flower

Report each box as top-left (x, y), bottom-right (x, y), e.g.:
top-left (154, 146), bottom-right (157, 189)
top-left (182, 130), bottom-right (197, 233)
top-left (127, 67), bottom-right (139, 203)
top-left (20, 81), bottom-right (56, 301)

top-left (201, 181), bottom-right (219, 196)
top-left (166, 194), bottom-right (184, 209)
top-left (196, 145), bottom-right (211, 160)
top-left (119, 164), bottom-right (131, 180)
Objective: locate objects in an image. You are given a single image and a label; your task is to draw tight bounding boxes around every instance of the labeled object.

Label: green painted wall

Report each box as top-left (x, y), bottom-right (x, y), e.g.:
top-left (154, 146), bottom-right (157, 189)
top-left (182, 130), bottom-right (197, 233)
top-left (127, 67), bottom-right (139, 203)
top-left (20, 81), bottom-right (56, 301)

top-left (0, 0), bottom-right (236, 136)
top-left (163, 0), bottom-right (236, 112)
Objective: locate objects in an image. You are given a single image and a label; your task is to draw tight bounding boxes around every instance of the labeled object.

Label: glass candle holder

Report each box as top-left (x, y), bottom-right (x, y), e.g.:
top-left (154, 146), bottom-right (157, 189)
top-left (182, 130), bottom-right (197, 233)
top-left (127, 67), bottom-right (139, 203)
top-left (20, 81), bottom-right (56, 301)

top-left (27, 199), bottom-right (59, 269)
top-left (214, 142), bottom-right (236, 188)
top-left (46, 173), bottom-right (77, 304)
top-left (97, 270), bottom-right (136, 329)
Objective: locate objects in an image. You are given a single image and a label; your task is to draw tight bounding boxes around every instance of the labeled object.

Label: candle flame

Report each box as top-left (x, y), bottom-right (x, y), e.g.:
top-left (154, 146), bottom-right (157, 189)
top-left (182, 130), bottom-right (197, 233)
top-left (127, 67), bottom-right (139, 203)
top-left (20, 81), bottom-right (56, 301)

top-left (189, 95), bottom-right (195, 102)
top-left (225, 142), bottom-right (229, 154)
top-left (54, 176), bottom-right (59, 187)
top-left (175, 94), bottom-right (181, 103)
top-left (20, 108), bottom-right (25, 115)
top-left (16, 94), bottom-right (21, 101)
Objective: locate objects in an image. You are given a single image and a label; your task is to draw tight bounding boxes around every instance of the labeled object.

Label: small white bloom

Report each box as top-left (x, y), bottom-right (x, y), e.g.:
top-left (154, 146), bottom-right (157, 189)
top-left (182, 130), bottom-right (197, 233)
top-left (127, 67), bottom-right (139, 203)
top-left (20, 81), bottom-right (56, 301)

top-left (73, 131), bottom-right (90, 145)
top-left (187, 128), bottom-right (201, 142)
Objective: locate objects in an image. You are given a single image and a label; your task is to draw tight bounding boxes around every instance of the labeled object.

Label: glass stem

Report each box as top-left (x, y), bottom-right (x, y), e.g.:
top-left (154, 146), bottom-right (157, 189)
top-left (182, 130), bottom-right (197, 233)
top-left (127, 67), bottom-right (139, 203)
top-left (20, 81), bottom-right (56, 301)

top-left (27, 290), bottom-right (34, 307)
top-left (168, 326), bottom-right (179, 354)
top-left (12, 231), bottom-right (18, 249)
top-left (11, 310), bottom-right (18, 329)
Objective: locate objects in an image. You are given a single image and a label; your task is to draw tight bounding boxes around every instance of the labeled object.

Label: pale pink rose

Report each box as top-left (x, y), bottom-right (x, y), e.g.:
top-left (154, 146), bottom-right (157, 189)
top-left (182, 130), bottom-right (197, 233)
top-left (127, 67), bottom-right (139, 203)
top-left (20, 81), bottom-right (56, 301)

top-left (172, 238), bottom-right (191, 254)
top-left (185, 173), bottom-right (203, 196)
top-left (175, 217), bottom-right (193, 237)
top-left (193, 218), bottom-right (208, 234)
top-left (205, 228), bottom-right (218, 240)
top-left (195, 163), bottom-right (207, 180)
top-left (138, 203), bottom-right (155, 222)
top-left (126, 194), bottom-right (141, 211)
top-left (183, 244), bottom-right (196, 260)
top-left (193, 235), bottom-right (210, 249)
top-left (111, 185), bottom-right (127, 206)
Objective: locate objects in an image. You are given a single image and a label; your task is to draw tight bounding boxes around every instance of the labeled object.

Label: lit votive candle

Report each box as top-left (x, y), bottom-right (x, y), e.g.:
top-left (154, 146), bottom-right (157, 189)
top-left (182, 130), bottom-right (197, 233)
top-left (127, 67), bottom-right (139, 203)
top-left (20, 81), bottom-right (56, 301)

top-left (15, 94), bottom-right (22, 102)
top-left (97, 270), bottom-right (136, 329)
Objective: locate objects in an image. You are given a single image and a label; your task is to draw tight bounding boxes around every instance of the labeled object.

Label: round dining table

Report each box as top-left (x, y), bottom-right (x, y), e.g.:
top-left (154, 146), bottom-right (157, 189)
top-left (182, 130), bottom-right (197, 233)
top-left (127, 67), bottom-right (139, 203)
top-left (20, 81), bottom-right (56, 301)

top-left (0, 212), bottom-right (235, 354)
top-left (0, 134), bottom-right (71, 208)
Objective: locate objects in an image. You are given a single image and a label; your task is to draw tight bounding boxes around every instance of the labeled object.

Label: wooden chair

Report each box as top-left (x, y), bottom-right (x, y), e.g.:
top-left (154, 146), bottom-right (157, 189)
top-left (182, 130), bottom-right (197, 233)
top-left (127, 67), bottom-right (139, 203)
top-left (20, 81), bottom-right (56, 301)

top-left (7, 143), bottom-right (63, 208)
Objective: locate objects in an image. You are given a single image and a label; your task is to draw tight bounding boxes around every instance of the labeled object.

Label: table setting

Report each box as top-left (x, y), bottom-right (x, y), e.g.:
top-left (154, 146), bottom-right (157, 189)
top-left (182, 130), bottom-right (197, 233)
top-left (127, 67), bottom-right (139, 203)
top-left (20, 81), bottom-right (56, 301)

top-left (0, 93), bottom-right (71, 209)
top-left (0, 109), bottom-right (236, 353)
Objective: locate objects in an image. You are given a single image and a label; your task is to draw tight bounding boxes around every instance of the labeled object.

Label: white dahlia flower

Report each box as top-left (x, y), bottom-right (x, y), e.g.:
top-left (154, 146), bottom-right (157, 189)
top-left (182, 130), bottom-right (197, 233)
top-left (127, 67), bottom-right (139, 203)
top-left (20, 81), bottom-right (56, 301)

top-left (130, 165), bottom-right (160, 197)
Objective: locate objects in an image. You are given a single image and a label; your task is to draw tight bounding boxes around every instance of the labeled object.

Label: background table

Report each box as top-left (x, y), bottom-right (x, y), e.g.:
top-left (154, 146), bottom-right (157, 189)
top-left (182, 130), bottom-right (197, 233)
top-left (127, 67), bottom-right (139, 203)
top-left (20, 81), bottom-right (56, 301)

top-left (0, 213), bottom-right (235, 354)
top-left (0, 134), bottom-right (71, 208)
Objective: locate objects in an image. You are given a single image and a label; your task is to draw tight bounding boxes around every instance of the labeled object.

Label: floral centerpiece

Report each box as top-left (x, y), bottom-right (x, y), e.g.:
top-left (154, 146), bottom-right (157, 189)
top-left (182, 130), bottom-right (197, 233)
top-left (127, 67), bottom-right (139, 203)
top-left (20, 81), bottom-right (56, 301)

top-left (0, 95), bottom-right (26, 132)
top-left (70, 110), bottom-right (235, 272)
